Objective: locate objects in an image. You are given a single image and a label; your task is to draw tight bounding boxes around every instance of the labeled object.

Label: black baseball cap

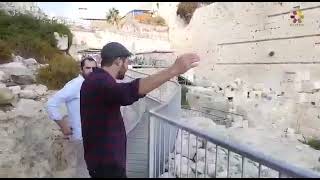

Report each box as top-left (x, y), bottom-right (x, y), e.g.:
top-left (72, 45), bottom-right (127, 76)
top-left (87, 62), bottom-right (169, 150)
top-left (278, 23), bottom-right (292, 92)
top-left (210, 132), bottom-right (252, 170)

top-left (101, 42), bottom-right (133, 60)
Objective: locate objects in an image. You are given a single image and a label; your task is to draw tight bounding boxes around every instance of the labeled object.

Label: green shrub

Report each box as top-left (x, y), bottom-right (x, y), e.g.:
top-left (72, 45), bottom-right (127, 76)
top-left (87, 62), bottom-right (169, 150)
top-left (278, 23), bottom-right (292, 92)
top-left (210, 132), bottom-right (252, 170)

top-left (140, 15), bottom-right (167, 26)
top-left (176, 2), bottom-right (199, 24)
top-left (0, 10), bottom-right (73, 64)
top-left (151, 16), bottom-right (166, 26)
top-left (36, 54), bottom-right (79, 90)
top-left (7, 35), bottom-right (57, 63)
top-left (307, 138), bottom-right (320, 151)
top-left (0, 40), bottom-right (13, 64)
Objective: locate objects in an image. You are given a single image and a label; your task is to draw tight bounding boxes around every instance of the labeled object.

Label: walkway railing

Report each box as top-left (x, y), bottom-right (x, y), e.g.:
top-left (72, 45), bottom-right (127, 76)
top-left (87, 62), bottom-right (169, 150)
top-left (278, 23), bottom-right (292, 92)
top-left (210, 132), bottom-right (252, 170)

top-left (126, 69), bottom-right (320, 178)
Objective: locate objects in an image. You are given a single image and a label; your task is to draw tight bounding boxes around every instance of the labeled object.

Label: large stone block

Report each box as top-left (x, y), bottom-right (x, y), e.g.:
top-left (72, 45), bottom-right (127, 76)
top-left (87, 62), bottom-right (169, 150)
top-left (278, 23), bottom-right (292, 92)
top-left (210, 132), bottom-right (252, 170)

top-left (188, 86), bottom-right (217, 96)
top-left (14, 99), bottom-right (43, 118)
top-left (296, 71), bottom-right (310, 81)
top-left (299, 81), bottom-right (315, 93)
top-left (54, 32), bottom-right (68, 51)
top-left (313, 81), bottom-right (320, 91)
top-left (0, 71), bottom-right (10, 82)
top-left (11, 75), bottom-right (35, 85)
top-left (8, 86), bottom-right (21, 95)
top-left (253, 83), bottom-right (265, 91)
top-left (24, 84), bottom-right (48, 96)
top-left (22, 58), bottom-right (38, 67)
top-left (225, 88), bottom-right (235, 98)
top-left (12, 55), bottom-right (24, 63)
top-left (294, 82), bottom-right (302, 91)
top-left (19, 90), bottom-right (37, 99)
top-left (252, 91), bottom-right (262, 99)
top-left (169, 154), bottom-right (195, 178)
top-left (0, 88), bottom-right (16, 105)
top-left (298, 93), bottom-right (311, 103)
top-left (0, 62), bottom-right (35, 85)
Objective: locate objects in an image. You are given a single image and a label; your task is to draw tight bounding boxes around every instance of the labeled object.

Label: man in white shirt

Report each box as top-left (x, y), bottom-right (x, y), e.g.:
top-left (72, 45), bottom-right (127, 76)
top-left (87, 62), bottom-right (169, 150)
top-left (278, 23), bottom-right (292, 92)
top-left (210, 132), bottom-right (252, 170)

top-left (46, 57), bottom-right (97, 177)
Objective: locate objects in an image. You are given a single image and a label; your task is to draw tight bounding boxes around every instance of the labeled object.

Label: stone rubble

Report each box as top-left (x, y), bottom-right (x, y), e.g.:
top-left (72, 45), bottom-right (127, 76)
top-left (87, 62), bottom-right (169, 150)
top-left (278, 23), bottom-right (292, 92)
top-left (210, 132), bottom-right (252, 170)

top-left (0, 56), bottom-right (77, 178)
top-left (159, 105), bottom-right (320, 178)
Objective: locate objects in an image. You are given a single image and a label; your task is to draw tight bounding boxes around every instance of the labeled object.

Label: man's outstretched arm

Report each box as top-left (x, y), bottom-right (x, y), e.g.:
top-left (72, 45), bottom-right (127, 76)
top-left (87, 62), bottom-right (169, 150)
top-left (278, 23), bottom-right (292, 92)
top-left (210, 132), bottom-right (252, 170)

top-left (99, 53), bottom-right (200, 106)
top-left (138, 53), bottom-right (200, 95)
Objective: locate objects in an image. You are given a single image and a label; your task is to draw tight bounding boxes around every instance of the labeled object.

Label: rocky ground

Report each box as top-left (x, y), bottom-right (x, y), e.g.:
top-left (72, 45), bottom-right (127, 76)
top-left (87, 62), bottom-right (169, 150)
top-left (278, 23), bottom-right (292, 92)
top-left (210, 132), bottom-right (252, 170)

top-left (0, 56), bottom-right (75, 178)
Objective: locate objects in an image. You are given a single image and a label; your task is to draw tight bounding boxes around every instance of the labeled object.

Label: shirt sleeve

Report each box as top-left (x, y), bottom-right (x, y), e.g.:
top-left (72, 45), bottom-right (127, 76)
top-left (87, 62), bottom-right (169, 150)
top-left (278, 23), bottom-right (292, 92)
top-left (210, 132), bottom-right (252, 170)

top-left (46, 80), bottom-right (79, 121)
top-left (102, 78), bottom-right (146, 106)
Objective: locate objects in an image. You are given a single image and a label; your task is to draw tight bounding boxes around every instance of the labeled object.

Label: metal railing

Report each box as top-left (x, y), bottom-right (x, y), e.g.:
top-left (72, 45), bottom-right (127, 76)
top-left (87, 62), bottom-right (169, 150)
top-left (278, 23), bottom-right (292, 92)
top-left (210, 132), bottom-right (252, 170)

top-left (126, 69), bottom-right (320, 178)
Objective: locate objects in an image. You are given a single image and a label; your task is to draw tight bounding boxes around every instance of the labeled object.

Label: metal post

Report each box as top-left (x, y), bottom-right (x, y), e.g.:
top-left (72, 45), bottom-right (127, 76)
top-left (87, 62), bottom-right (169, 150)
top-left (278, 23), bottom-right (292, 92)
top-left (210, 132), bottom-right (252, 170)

top-left (162, 122), bottom-right (166, 175)
top-left (148, 112), bottom-right (155, 178)
top-left (168, 125), bottom-right (171, 176)
top-left (158, 120), bottom-right (161, 177)
top-left (227, 149), bottom-right (230, 178)
top-left (241, 156), bottom-right (245, 178)
top-left (195, 136), bottom-right (198, 178)
top-left (204, 140), bottom-right (208, 178)
top-left (173, 130), bottom-right (177, 177)
top-left (187, 132), bottom-right (190, 177)
top-left (258, 164), bottom-right (262, 178)
top-left (215, 145), bottom-right (218, 178)
top-left (180, 129), bottom-right (183, 177)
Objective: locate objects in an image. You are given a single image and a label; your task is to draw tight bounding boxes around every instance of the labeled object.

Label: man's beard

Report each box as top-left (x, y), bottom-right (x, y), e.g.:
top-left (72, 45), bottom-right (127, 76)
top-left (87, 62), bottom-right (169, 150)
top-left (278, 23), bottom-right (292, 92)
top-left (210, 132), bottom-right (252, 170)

top-left (116, 65), bottom-right (126, 80)
top-left (116, 71), bottom-right (125, 80)
top-left (82, 72), bottom-right (89, 79)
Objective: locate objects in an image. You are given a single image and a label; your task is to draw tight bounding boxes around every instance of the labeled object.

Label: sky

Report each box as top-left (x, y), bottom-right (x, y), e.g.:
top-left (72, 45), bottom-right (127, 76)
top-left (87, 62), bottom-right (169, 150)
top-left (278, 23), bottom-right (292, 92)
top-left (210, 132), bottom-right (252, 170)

top-left (37, 2), bottom-right (147, 21)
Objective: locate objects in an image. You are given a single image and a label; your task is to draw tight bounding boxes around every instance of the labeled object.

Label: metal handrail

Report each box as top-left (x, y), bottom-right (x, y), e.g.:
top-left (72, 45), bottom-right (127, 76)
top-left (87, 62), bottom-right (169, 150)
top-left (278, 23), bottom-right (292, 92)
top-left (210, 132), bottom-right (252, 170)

top-left (126, 69), bottom-right (320, 178)
top-left (149, 110), bottom-right (320, 178)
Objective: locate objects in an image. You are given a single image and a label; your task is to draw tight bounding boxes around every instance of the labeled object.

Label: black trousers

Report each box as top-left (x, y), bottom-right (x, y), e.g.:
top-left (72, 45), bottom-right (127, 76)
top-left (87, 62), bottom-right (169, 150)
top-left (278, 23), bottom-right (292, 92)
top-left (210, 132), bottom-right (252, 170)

top-left (89, 164), bottom-right (127, 178)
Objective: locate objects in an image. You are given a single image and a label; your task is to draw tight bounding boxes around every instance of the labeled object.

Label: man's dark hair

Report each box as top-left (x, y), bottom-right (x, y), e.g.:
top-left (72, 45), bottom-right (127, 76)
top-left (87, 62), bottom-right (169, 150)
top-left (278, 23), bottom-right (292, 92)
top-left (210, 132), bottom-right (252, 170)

top-left (100, 42), bottom-right (132, 67)
top-left (80, 56), bottom-right (97, 70)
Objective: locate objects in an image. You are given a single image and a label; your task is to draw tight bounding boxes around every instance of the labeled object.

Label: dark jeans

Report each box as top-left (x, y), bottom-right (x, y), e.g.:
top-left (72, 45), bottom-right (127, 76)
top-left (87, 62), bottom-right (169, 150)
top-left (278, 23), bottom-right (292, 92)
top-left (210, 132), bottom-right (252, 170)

top-left (89, 164), bottom-right (127, 178)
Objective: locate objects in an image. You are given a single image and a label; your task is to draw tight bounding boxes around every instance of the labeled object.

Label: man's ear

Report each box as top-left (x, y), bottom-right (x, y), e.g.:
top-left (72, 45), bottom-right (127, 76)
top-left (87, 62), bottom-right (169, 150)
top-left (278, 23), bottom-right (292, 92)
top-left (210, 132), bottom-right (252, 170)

top-left (114, 57), bottom-right (122, 66)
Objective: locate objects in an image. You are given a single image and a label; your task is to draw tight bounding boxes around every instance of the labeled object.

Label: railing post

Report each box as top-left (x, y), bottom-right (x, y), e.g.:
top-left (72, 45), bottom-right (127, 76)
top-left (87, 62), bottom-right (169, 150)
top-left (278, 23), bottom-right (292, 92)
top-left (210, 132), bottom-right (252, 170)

top-left (148, 110), bottom-right (155, 178)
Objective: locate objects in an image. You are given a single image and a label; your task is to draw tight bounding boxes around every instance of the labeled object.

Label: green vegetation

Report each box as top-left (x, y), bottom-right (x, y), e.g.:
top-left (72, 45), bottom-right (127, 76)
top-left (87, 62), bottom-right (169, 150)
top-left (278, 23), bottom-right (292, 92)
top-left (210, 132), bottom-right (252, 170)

top-left (176, 2), bottom-right (200, 24)
top-left (306, 138), bottom-right (320, 151)
top-left (36, 54), bottom-right (79, 90)
top-left (0, 10), bottom-right (73, 64)
top-left (299, 135), bottom-right (320, 151)
top-left (106, 7), bottom-right (121, 27)
top-left (0, 10), bottom-right (78, 89)
top-left (0, 39), bottom-right (13, 63)
top-left (139, 15), bottom-right (167, 26)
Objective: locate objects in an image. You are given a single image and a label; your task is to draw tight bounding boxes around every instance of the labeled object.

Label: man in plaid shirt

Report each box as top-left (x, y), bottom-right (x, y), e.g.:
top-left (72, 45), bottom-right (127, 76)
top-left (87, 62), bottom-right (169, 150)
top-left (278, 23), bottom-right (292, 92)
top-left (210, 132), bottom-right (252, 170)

top-left (80, 42), bottom-right (200, 178)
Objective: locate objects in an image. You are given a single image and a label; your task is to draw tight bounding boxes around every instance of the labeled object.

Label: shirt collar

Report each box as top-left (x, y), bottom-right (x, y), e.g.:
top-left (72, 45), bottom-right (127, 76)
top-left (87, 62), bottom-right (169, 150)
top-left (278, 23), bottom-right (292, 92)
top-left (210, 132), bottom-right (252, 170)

top-left (78, 74), bottom-right (85, 81)
top-left (93, 67), bottom-right (105, 73)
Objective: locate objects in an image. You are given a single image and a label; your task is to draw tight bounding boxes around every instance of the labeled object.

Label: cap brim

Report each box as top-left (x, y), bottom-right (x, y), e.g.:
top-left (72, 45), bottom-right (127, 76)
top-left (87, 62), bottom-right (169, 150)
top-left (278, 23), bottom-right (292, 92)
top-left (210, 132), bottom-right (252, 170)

top-left (127, 52), bottom-right (133, 56)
